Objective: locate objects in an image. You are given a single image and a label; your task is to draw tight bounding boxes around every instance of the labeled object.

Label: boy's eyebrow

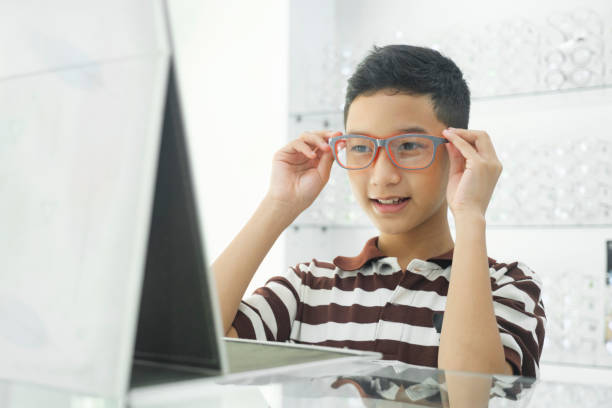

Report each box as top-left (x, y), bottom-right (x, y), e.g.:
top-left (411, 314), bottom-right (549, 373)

top-left (347, 126), bottom-right (430, 135)
top-left (398, 126), bottom-right (428, 134)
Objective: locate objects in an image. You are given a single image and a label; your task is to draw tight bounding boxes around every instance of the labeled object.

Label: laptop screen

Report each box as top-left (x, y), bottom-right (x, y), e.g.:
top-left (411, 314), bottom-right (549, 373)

top-left (133, 60), bottom-right (222, 372)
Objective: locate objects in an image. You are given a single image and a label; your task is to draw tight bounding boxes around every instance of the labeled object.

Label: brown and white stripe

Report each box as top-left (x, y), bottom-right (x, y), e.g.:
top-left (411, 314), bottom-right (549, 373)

top-left (232, 236), bottom-right (547, 378)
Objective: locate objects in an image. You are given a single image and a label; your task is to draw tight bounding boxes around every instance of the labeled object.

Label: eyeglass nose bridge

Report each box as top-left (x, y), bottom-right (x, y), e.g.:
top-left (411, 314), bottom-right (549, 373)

top-left (370, 138), bottom-right (396, 167)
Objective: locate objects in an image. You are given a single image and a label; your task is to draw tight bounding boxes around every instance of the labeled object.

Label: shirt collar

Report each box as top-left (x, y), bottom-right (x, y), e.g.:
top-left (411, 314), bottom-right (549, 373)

top-left (332, 236), bottom-right (497, 271)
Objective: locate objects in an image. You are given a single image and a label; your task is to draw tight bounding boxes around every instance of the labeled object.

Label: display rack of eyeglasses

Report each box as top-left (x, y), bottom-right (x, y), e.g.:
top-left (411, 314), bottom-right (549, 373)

top-left (288, 5), bottom-right (612, 371)
top-left (299, 7), bottom-right (612, 113)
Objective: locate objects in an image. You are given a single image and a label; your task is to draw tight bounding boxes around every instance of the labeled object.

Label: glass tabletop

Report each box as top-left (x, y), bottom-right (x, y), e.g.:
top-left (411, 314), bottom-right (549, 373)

top-left (3, 360), bottom-right (611, 408)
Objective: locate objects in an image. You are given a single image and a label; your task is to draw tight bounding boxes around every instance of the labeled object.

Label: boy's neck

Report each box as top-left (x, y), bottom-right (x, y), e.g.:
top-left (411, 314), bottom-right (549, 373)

top-left (377, 204), bottom-right (455, 272)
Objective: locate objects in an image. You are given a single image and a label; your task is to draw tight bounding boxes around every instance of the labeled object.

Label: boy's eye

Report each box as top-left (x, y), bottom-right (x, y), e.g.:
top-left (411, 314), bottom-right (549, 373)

top-left (398, 142), bottom-right (424, 151)
top-left (350, 144), bottom-right (372, 153)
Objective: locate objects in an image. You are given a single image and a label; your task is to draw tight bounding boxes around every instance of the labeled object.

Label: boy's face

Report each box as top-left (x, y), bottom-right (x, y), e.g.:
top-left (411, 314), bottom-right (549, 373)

top-left (345, 90), bottom-right (450, 235)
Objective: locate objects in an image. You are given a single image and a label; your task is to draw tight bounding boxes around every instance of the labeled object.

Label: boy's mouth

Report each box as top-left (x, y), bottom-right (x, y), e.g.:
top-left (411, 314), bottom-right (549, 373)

top-left (369, 196), bottom-right (411, 213)
top-left (370, 197), bottom-right (410, 204)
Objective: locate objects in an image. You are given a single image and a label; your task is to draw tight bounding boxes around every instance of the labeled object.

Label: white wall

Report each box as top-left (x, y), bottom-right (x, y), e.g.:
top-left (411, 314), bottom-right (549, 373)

top-left (168, 0), bottom-right (289, 296)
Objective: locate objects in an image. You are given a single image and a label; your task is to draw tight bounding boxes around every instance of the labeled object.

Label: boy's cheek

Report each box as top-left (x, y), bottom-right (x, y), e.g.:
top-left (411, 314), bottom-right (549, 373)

top-left (347, 173), bottom-right (364, 194)
top-left (347, 176), bottom-right (370, 207)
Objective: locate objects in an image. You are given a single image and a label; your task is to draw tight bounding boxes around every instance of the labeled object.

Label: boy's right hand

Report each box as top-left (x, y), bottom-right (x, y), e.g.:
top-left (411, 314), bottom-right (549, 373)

top-left (266, 130), bottom-right (342, 216)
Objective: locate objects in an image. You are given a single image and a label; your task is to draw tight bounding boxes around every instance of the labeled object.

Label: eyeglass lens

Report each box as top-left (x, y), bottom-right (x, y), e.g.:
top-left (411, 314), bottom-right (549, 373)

top-left (335, 136), bottom-right (435, 169)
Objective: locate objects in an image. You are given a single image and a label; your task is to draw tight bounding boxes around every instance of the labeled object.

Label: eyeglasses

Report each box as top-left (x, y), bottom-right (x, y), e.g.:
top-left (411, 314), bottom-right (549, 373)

top-left (329, 133), bottom-right (449, 170)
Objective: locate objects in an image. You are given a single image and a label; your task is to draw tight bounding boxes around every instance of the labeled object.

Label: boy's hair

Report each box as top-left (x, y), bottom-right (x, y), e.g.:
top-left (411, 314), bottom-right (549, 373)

top-left (344, 44), bottom-right (470, 130)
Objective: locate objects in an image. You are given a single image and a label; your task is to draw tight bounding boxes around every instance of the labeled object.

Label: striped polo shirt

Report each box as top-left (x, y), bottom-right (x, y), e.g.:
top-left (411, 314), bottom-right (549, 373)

top-left (232, 236), bottom-right (547, 378)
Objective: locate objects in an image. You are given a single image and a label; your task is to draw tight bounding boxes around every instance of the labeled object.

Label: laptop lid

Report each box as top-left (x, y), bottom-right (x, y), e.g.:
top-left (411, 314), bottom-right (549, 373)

top-left (130, 57), bottom-right (228, 387)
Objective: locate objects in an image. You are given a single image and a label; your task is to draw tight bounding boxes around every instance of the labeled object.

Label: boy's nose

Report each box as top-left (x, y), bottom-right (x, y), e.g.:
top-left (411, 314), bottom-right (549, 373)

top-left (370, 148), bottom-right (401, 186)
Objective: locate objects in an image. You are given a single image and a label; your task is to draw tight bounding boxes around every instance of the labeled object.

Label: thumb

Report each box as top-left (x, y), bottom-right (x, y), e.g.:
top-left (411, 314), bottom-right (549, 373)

top-left (317, 130), bottom-right (341, 180)
top-left (446, 142), bottom-right (465, 176)
top-left (317, 149), bottom-right (334, 182)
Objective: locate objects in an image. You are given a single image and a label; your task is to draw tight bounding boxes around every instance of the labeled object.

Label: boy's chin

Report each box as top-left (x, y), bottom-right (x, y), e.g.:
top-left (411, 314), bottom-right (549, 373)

top-left (369, 217), bottom-right (417, 235)
top-left (375, 225), bottom-right (415, 235)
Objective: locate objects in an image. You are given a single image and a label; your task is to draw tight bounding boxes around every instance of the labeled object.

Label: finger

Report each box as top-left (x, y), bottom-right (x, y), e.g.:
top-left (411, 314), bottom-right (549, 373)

top-left (304, 129), bottom-right (338, 136)
top-left (445, 140), bottom-right (465, 176)
top-left (446, 128), bottom-right (498, 159)
top-left (300, 133), bottom-right (330, 152)
top-left (301, 130), bottom-right (340, 150)
top-left (442, 129), bottom-right (480, 162)
top-left (445, 128), bottom-right (483, 144)
top-left (317, 149), bottom-right (335, 181)
top-left (315, 129), bottom-right (342, 138)
top-left (292, 139), bottom-right (318, 159)
top-left (303, 129), bottom-right (342, 141)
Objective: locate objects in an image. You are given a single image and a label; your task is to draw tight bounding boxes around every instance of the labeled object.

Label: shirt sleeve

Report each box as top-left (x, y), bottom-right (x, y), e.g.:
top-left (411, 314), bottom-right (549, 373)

top-left (231, 264), bottom-right (305, 342)
top-left (490, 261), bottom-right (547, 378)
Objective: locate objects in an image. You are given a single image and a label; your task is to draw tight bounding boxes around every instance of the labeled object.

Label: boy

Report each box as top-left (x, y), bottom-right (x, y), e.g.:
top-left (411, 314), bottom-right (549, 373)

top-left (212, 44), bottom-right (546, 378)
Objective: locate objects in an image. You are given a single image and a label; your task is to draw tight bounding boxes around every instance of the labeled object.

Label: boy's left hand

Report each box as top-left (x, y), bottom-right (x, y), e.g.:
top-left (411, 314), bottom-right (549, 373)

top-left (442, 127), bottom-right (503, 220)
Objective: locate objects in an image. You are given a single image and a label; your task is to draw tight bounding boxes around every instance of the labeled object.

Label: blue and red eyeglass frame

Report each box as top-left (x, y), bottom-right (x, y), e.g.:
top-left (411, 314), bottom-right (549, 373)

top-left (328, 133), bottom-right (449, 170)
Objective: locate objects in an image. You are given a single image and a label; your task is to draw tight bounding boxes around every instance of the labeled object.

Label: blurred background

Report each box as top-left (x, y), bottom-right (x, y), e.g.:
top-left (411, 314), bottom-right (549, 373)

top-left (170, 0), bottom-right (612, 385)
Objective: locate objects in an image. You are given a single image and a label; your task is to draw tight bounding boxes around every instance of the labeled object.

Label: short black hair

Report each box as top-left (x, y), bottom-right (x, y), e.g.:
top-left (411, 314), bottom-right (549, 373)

top-left (344, 44), bottom-right (470, 130)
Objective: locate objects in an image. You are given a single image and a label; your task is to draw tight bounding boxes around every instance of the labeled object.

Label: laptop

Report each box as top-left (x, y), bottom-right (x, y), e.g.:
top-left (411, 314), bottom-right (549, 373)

top-left (0, 0), bottom-right (378, 400)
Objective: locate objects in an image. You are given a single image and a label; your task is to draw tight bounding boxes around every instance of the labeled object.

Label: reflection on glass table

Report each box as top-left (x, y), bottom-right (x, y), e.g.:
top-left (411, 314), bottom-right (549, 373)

top-left (4, 359), bottom-right (598, 408)
top-left (208, 361), bottom-right (612, 408)
top-left (2, 364), bottom-right (612, 407)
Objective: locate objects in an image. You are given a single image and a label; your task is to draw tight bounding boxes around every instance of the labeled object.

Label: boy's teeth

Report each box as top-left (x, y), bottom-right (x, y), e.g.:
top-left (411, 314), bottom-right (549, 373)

top-left (378, 198), bottom-right (403, 204)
